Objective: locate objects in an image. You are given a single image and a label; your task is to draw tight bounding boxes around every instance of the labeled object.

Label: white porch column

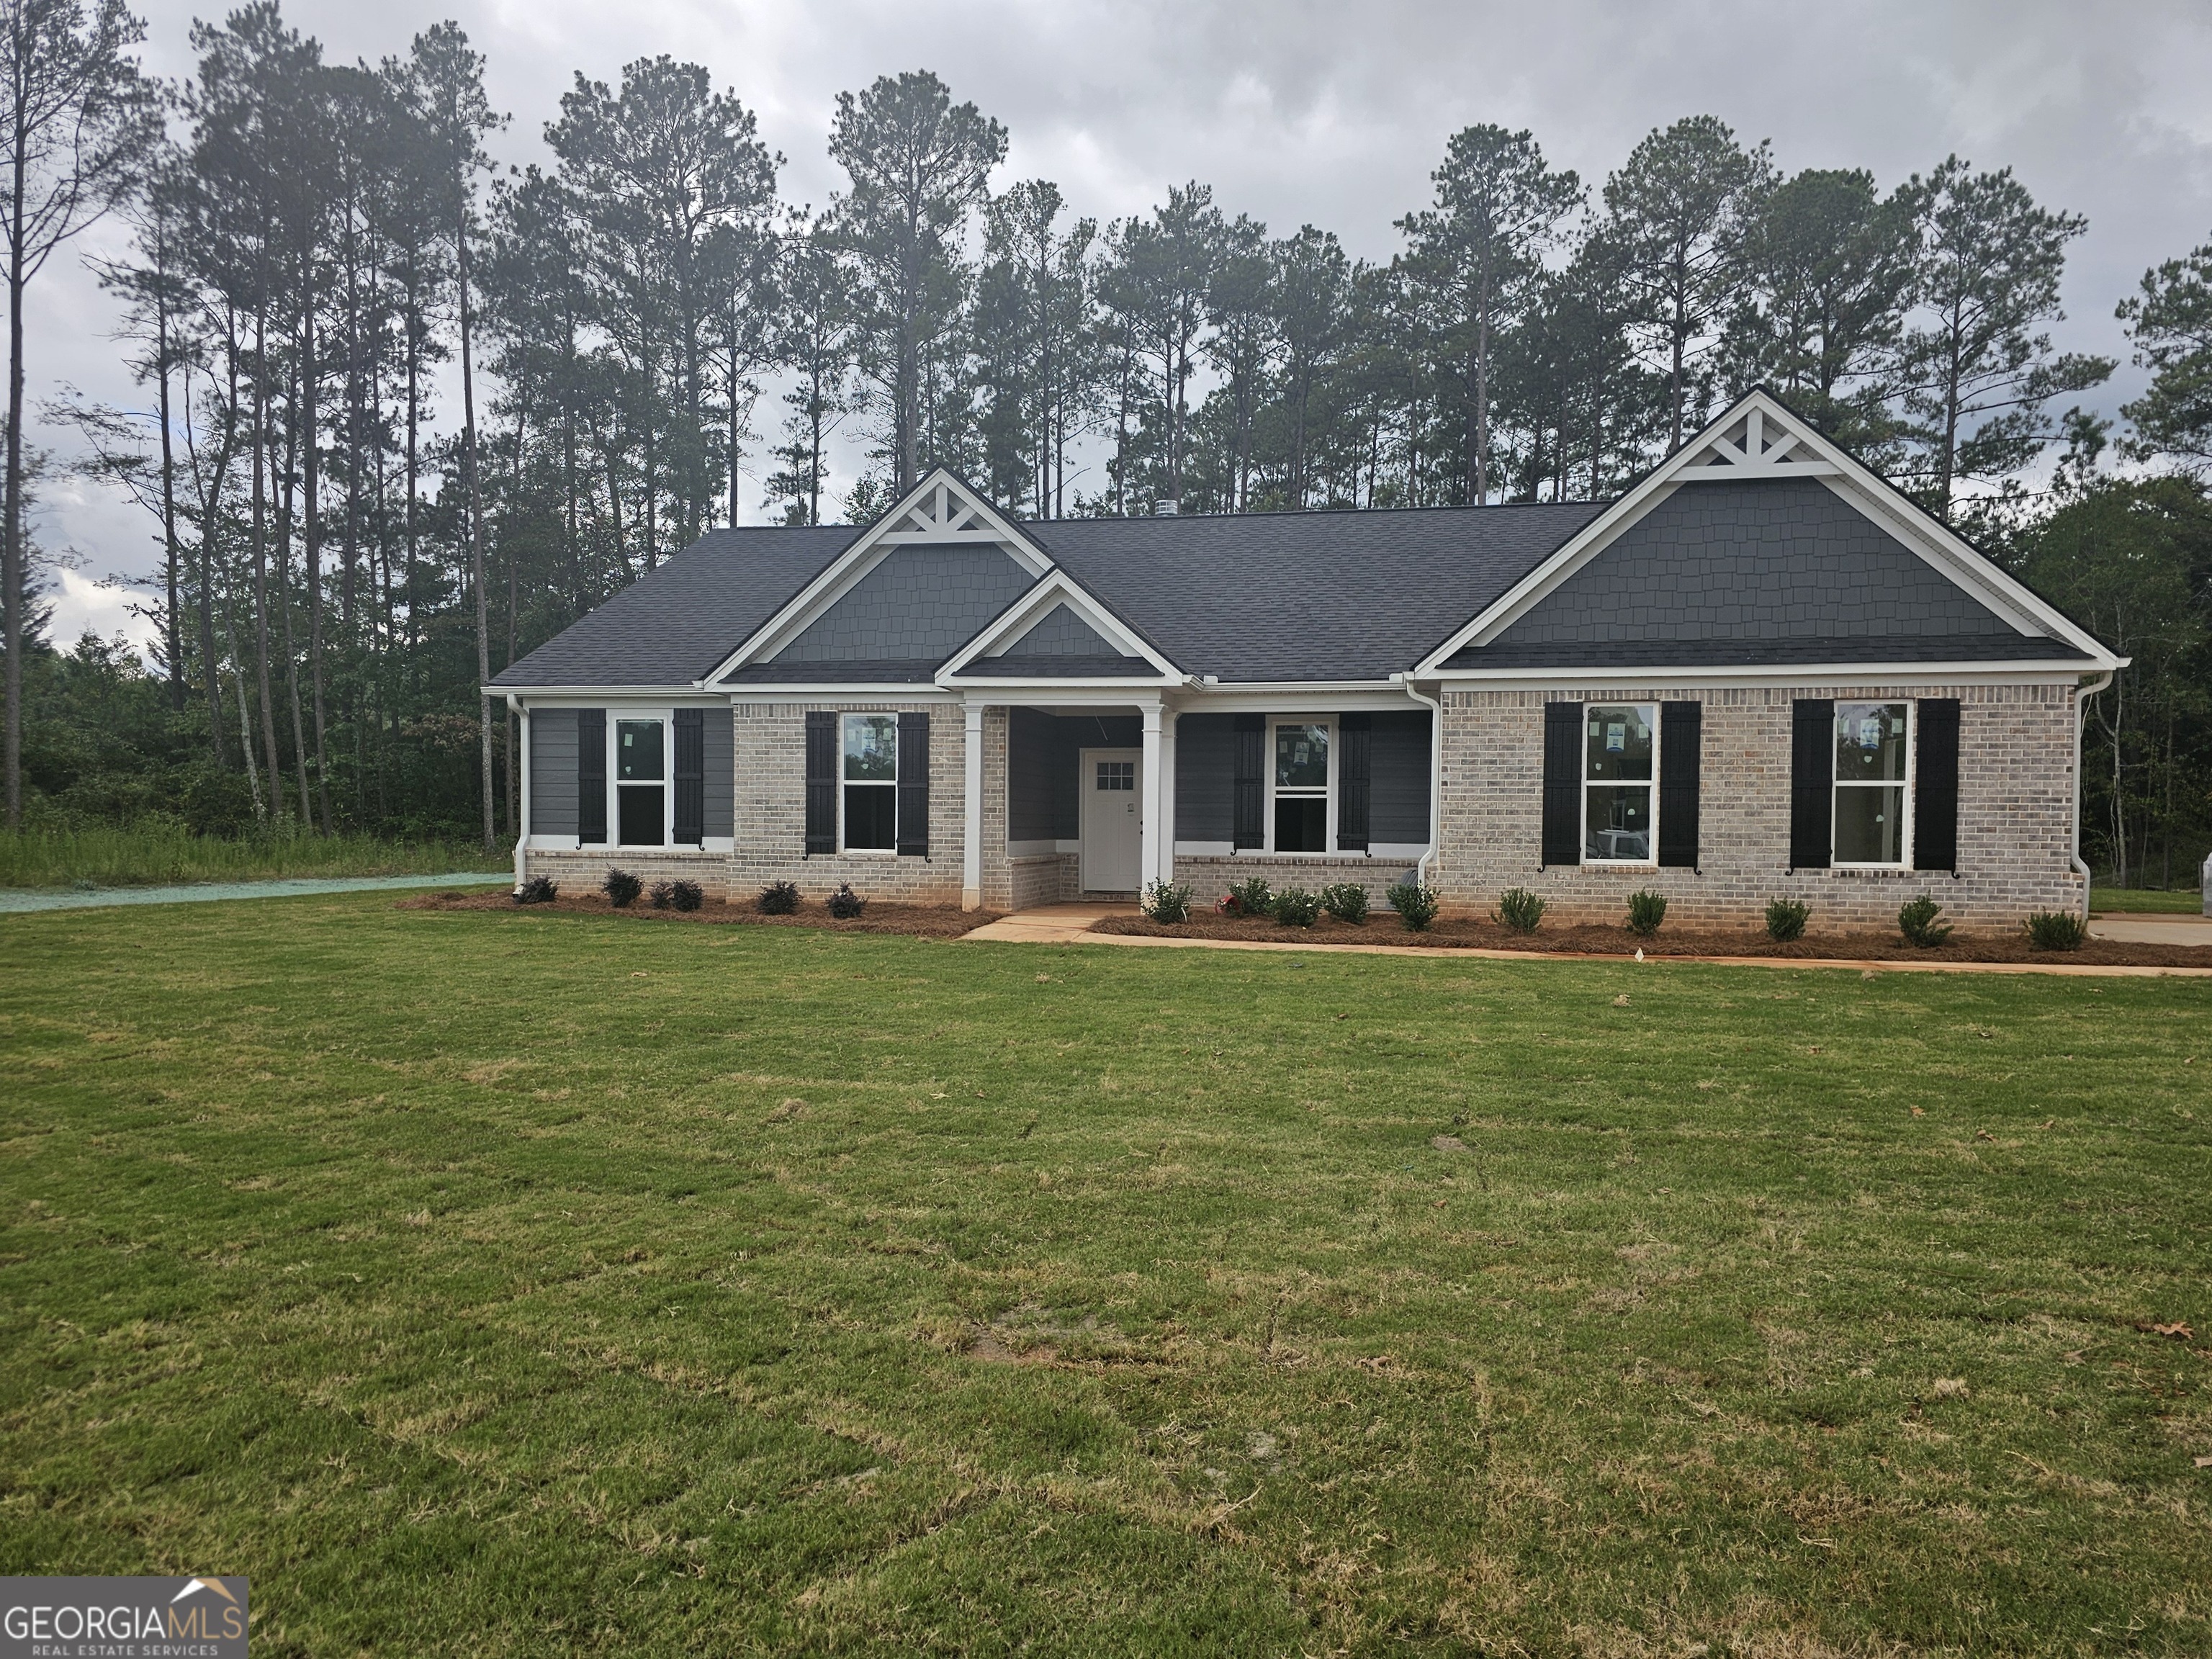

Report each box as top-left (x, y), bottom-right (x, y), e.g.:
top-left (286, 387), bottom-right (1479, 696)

top-left (962, 701), bottom-right (986, 909)
top-left (1158, 709), bottom-right (1177, 890)
top-left (1139, 698), bottom-right (1164, 893)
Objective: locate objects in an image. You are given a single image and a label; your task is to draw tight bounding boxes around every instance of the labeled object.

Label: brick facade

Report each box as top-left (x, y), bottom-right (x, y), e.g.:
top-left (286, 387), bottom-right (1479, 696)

top-left (1170, 853), bottom-right (1418, 909)
top-left (1432, 682), bottom-right (2081, 935)
top-left (522, 847), bottom-right (731, 899)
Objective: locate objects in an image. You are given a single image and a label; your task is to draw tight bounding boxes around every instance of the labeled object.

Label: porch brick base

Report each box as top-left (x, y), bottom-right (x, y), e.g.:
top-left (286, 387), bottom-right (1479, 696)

top-left (1172, 855), bottom-right (1419, 909)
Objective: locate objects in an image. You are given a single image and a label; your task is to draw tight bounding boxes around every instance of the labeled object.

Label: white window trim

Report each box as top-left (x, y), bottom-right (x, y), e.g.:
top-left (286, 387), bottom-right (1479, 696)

top-left (1264, 717), bottom-right (1336, 855)
top-left (608, 709), bottom-right (676, 851)
top-left (1581, 702), bottom-right (1660, 868)
top-left (838, 712), bottom-right (900, 856)
top-left (1832, 700), bottom-right (1915, 871)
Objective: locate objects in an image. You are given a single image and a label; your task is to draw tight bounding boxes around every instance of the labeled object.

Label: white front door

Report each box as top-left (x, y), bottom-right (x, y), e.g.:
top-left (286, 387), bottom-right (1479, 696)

top-left (1079, 747), bottom-right (1142, 893)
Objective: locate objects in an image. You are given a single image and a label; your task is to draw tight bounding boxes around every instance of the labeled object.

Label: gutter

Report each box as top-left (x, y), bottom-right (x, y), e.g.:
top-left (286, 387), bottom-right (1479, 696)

top-left (2072, 670), bottom-right (2113, 918)
top-left (1394, 673), bottom-right (1444, 890)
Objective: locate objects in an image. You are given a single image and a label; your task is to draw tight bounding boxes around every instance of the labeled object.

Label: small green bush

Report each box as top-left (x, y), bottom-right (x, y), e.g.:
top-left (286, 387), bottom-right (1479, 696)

top-left (1765, 897), bottom-right (1809, 942)
top-left (1319, 882), bottom-right (1370, 925)
top-left (603, 868), bottom-right (643, 908)
top-left (1626, 889), bottom-right (1668, 937)
top-left (1143, 879), bottom-right (1193, 923)
top-left (826, 883), bottom-right (866, 920)
top-left (2025, 909), bottom-right (2086, 950)
top-left (1224, 876), bottom-right (1274, 918)
top-left (1898, 894), bottom-right (1952, 948)
top-left (513, 875), bottom-right (558, 905)
top-left (1386, 879), bottom-right (1439, 932)
top-left (1270, 886), bottom-right (1322, 927)
top-left (652, 878), bottom-right (704, 912)
top-left (757, 880), bottom-right (799, 914)
top-left (1494, 886), bottom-right (1545, 934)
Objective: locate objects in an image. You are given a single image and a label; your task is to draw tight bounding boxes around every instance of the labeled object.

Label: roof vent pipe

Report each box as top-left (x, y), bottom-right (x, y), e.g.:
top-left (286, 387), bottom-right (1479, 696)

top-left (1155, 498), bottom-right (1179, 516)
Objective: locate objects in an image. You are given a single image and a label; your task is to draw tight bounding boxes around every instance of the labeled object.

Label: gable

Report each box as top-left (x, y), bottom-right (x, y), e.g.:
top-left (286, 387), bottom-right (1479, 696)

top-left (770, 544), bottom-right (1037, 663)
top-left (1488, 478), bottom-right (2018, 649)
top-left (997, 602), bottom-right (1125, 659)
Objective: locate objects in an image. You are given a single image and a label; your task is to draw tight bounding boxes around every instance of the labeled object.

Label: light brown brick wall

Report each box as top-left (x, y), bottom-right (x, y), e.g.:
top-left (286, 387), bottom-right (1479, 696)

top-left (521, 848), bottom-right (731, 899)
top-left (1171, 854), bottom-right (1417, 909)
top-left (1432, 682), bottom-right (2082, 935)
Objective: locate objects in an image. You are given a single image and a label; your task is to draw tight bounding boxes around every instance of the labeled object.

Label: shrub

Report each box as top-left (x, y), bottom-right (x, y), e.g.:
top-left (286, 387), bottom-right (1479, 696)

top-left (1626, 889), bottom-right (1668, 937)
top-left (1319, 882), bottom-right (1370, 925)
top-left (826, 883), bottom-right (866, 920)
top-left (2025, 909), bottom-right (2086, 950)
top-left (1386, 879), bottom-right (1439, 932)
top-left (756, 880), bottom-right (799, 914)
top-left (603, 868), bottom-right (643, 908)
top-left (651, 878), bottom-right (704, 912)
top-left (1765, 897), bottom-right (1809, 943)
top-left (1222, 876), bottom-right (1273, 918)
top-left (513, 875), bottom-right (558, 905)
top-left (1270, 886), bottom-right (1322, 927)
top-left (1897, 894), bottom-right (1953, 948)
top-left (1142, 879), bottom-right (1192, 923)
top-left (1493, 886), bottom-right (1545, 934)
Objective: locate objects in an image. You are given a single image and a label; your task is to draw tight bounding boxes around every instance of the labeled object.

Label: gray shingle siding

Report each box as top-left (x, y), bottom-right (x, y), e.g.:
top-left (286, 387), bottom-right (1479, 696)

top-left (703, 706), bottom-right (733, 837)
top-left (1491, 480), bottom-right (2015, 647)
top-left (771, 545), bottom-right (1035, 662)
top-left (1002, 602), bottom-right (1118, 657)
top-left (530, 708), bottom-right (580, 837)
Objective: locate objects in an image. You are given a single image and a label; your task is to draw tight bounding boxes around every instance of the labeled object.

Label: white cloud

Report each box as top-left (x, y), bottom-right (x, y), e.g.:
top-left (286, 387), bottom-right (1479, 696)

top-left (48, 567), bottom-right (162, 659)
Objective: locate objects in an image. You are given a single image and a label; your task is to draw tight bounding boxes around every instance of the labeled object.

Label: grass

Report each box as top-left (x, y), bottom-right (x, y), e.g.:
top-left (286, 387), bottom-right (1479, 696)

top-left (2091, 886), bottom-right (2205, 914)
top-left (0, 823), bottom-right (498, 889)
top-left (2, 898), bottom-right (2208, 1655)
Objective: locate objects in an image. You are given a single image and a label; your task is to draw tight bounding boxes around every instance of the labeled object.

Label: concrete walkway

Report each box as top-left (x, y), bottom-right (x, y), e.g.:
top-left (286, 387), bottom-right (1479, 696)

top-left (0, 871), bottom-right (512, 914)
top-left (959, 900), bottom-right (1141, 943)
top-left (2088, 913), bottom-right (2212, 947)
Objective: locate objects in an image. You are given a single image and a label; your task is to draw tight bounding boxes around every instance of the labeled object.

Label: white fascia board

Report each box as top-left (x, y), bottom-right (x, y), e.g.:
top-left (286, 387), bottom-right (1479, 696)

top-left (1429, 660), bottom-right (2116, 690)
top-left (1168, 683), bottom-right (1426, 714)
top-left (703, 471), bottom-right (1054, 685)
top-left (959, 685), bottom-right (1166, 709)
top-left (938, 565), bottom-right (1183, 680)
top-left (1411, 390), bottom-right (2123, 676)
top-left (719, 683), bottom-right (964, 701)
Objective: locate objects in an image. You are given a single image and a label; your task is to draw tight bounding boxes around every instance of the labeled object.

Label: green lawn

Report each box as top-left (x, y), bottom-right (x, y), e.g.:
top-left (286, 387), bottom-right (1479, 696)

top-left (0, 824), bottom-right (497, 889)
top-left (2092, 886), bottom-right (2206, 914)
top-left (3, 899), bottom-right (2208, 1655)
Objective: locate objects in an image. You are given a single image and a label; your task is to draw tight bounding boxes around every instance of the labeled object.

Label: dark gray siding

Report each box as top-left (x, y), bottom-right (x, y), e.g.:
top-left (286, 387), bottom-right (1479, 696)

top-left (530, 709), bottom-right (580, 837)
top-left (1493, 478), bottom-right (2015, 647)
top-left (1370, 711), bottom-right (1431, 842)
top-left (1174, 714), bottom-right (1236, 841)
top-left (703, 706), bottom-right (733, 837)
top-left (1004, 603), bottom-right (1120, 657)
top-left (772, 546), bottom-right (1035, 662)
top-left (1008, 708), bottom-right (1061, 842)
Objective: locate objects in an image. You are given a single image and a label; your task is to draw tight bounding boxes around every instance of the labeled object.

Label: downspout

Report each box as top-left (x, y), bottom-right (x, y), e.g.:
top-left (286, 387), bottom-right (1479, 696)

top-left (1396, 673), bottom-right (1444, 890)
top-left (2072, 671), bottom-right (2112, 920)
top-left (509, 693), bottom-right (527, 893)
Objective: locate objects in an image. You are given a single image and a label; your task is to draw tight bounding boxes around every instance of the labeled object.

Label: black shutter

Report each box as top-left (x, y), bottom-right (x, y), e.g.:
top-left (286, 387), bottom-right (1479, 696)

top-left (896, 711), bottom-right (930, 856)
top-left (804, 711), bottom-right (837, 855)
top-left (1658, 701), bottom-right (1701, 868)
top-left (672, 709), bottom-right (704, 845)
top-left (1790, 698), bottom-right (1834, 870)
top-left (1232, 714), bottom-right (1264, 850)
top-left (577, 708), bottom-right (606, 844)
top-left (1337, 712), bottom-right (1371, 852)
top-left (1915, 698), bottom-right (1961, 872)
top-left (1540, 701), bottom-right (1582, 867)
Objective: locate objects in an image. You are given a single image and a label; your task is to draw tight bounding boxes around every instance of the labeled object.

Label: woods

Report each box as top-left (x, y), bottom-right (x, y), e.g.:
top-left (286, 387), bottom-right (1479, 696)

top-left (1, 1), bottom-right (2208, 879)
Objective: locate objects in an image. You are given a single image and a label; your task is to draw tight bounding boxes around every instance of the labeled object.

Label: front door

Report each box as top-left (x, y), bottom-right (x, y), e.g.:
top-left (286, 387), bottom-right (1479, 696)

top-left (1079, 748), bottom-right (1142, 893)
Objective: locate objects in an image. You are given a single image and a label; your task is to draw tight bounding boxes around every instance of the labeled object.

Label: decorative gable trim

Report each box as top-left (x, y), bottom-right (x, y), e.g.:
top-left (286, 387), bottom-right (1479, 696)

top-left (938, 567), bottom-right (1184, 685)
top-left (703, 470), bottom-right (1052, 686)
top-left (1411, 389), bottom-right (2123, 677)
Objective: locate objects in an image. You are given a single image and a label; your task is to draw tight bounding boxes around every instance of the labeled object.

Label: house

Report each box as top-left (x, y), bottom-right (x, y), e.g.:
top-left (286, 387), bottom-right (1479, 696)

top-left (489, 390), bottom-right (2123, 933)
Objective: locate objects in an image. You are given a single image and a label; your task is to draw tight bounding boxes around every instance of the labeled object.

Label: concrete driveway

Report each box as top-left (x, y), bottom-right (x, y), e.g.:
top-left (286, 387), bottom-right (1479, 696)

top-left (2088, 912), bottom-right (2212, 947)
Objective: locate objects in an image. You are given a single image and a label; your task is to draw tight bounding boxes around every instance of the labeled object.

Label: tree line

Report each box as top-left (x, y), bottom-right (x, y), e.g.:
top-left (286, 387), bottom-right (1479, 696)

top-left (1, 0), bottom-right (2208, 878)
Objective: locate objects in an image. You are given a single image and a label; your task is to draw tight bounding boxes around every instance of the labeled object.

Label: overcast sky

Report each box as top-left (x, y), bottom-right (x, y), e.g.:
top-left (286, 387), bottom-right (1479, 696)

top-left (40, 0), bottom-right (2212, 652)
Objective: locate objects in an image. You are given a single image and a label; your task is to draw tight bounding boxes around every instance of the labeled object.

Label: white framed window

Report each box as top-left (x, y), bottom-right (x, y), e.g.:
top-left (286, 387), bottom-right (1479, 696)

top-left (1268, 719), bottom-right (1333, 853)
top-left (1833, 701), bottom-right (1911, 866)
top-left (1583, 703), bottom-right (1656, 864)
top-left (841, 713), bottom-right (897, 853)
top-left (614, 716), bottom-right (667, 848)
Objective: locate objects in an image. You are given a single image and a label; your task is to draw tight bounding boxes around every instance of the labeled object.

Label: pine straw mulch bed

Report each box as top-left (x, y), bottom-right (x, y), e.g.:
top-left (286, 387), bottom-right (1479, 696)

top-left (1091, 910), bottom-right (2212, 968)
top-left (397, 889), bottom-right (997, 939)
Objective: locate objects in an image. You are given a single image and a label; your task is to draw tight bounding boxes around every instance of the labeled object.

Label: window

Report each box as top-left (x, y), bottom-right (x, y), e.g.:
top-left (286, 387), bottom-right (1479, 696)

top-left (842, 714), bottom-right (897, 851)
top-left (1833, 701), bottom-right (1910, 865)
top-left (1583, 703), bottom-right (1655, 863)
top-left (1272, 721), bottom-right (1330, 852)
top-left (1096, 759), bottom-right (1133, 791)
top-left (616, 718), bottom-right (665, 845)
